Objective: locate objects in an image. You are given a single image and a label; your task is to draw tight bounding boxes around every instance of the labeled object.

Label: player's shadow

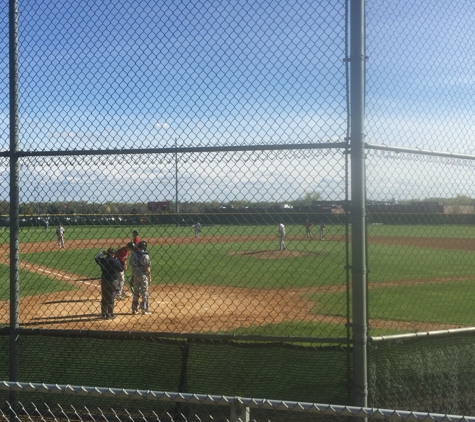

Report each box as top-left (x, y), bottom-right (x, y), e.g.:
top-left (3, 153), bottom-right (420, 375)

top-left (43, 299), bottom-right (95, 304)
top-left (24, 313), bottom-right (101, 326)
top-left (240, 250), bottom-right (273, 255)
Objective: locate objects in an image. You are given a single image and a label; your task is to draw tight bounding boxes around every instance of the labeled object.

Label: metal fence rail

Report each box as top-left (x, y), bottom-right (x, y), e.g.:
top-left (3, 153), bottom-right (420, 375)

top-left (1, 381), bottom-right (474, 422)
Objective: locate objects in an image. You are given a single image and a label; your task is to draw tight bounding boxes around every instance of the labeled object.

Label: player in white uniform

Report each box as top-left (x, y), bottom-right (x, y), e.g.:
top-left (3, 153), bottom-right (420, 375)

top-left (193, 221), bottom-right (201, 238)
top-left (278, 222), bottom-right (286, 251)
top-left (56, 223), bottom-right (65, 248)
top-left (319, 220), bottom-right (326, 240)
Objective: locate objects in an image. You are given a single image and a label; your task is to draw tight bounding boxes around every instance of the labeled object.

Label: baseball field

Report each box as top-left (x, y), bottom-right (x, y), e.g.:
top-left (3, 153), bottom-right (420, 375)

top-left (1, 223), bottom-right (475, 338)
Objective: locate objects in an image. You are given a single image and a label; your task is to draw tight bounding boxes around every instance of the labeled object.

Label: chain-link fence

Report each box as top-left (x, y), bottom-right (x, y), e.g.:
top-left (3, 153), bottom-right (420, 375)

top-left (1, 0), bottom-right (350, 336)
top-left (369, 329), bottom-right (475, 416)
top-left (363, 0), bottom-right (475, 415)
top-left (2, 381), bottom-right (475, 422)
top-left (1, 0), bottom-right (475, 417)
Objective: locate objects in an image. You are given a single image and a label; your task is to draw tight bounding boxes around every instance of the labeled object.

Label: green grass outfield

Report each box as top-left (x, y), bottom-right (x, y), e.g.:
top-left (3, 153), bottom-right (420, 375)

top-left (2, 222), bottom-right (475, 244)
top-left (0, 223), bottom-right (344, 243)
top-left (2, 224), bottom-right (475, 336)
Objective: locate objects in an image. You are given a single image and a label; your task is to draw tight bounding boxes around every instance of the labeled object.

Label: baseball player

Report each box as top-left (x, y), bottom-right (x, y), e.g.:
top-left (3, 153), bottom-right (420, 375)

top-left (130, 240), bottom-right (152, 315)
top-left (132, 230), bottom-right (140, 246)
top-left (115, 242), bottom-right (136, 299)
top-left (278, 221), bottom-right (286, 251)
top-left (56, 223), bottom-right (65, 248)
top-left (94, 248), bottom-right (124, 320)
top-left (304, 220), bottom-right (313, 239)
top-left (193, 221), bottom-right (201, 238)
top-left (319, 220), bottom-right (326, 240)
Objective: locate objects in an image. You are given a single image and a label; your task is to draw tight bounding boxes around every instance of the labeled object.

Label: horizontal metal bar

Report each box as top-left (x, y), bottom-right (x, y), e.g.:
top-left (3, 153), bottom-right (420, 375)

top-left (0, 142), bottom-right (348, 158)
top-left (366, 143), bottom-right (475, 161)
top-left (1, 381), bottom-right (473, 422)
top-left (2, 143), bottom-right (473, 160)
top-left (0, 328), bottom-right (350, 345)
top-left (369, 326), bottom-right (475, 343)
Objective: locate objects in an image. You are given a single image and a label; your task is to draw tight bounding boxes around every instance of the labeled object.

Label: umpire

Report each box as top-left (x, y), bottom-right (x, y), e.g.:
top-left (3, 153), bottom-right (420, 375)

top-left (94, 248), bottom-right (124, 320)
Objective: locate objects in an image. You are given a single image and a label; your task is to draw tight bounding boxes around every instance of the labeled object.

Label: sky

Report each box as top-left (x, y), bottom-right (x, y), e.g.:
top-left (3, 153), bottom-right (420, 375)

top-left (366, 0), bottom-right (475, 153)
top-left (0, 0), bottom-right (474, 205)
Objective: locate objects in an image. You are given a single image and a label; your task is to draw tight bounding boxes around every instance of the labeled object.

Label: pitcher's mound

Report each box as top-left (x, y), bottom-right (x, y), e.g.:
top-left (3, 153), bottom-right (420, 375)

top-left (229, 250), bottom-right (321, 259)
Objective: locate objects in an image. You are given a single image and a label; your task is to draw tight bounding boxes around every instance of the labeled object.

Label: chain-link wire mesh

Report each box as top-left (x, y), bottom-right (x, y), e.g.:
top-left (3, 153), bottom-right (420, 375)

top-left (1, 149), bottom-right (349, 335)
top-left (1, 0), bottom-right (352, 411)
top-left (369, 330), bottom-right (475, 416)
top-left (0, 332), bottom-right (351, 405)
top-left (16, 0), bottom-right (347, 151)
top-left (362, 1), bottom-right (475, 415)
top-left (365, 153), bottom-right (475, 335)
top-left (0, 5), bottom-right (6, 147)
top-left (365, 0), bottom-right (475, 336)
top-left (366, 0), bottom-right (475, 153)
top-left (2, 0), bottom-right (475, 417)
top-left (0, 0), bottom-right (351, 339)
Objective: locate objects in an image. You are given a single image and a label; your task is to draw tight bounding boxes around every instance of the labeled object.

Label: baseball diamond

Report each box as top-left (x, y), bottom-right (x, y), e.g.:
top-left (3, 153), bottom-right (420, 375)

top-left (0, 233), bottom-right (471, 333)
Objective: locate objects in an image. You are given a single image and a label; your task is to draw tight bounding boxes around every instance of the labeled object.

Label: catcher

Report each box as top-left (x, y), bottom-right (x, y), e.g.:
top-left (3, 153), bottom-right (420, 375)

top-left (130, 241), bottom-right (152, 315)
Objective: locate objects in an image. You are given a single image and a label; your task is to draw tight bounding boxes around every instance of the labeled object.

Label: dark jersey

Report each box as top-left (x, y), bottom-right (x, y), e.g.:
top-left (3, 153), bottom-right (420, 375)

top-left (95, 255), bottom-right (124, 282)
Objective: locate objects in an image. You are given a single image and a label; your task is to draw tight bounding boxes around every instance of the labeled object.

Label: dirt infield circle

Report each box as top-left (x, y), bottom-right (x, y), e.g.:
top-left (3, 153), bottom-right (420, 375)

top-left (0, 234), bottom-right (470, 334)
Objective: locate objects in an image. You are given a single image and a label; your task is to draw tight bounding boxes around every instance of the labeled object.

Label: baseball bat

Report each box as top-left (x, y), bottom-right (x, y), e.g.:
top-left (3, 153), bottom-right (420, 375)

top-left (126, 274), bottom-right (134, 294)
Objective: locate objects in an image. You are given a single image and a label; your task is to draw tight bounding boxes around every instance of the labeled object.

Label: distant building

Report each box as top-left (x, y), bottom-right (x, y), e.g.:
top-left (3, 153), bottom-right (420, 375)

top-left (444, 205), bottom-right (474, 214)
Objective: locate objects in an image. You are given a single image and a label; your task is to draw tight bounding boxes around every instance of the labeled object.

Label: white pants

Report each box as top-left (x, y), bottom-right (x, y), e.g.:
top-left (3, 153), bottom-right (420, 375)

top-left (117, 271), bottom-right (125, 295)
top-left (132, 274), bottom-right (149, 311)
top-left (279, 235), bottom-right (286, 251)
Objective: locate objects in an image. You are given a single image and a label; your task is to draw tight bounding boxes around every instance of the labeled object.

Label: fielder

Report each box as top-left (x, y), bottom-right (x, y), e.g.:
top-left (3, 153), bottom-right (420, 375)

top-left (130, 240), bottom-right (152, 315)
top-left (193, 221), bottom-right (201, 238)
top-left (319, 220), bottom-right (326, 240)
top-left (56, 223), bottom-right (65, 248)
top-left (278, 221), bottom-right (286, 251)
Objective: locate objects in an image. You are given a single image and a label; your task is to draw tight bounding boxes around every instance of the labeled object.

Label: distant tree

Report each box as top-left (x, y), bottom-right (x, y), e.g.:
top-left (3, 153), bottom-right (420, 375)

top-left (291, 191), bottom-right (321, 206)
top-left (0, 200), bottom-right (9, 215)
top-left (450, 195), bottom-right (475, 205)
top-left (418, 195), bottom-right (475, 205)
top-left (19, 203), bottom-right (35, 215)
top-left (104, 202), bottom-right (120, 214)
top-left (398, 195), bottom-right (475, 210)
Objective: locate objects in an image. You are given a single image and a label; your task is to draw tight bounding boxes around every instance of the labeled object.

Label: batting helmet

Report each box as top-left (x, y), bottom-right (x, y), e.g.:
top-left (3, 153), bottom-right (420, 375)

top-left (132, 230), bottom-right (139, 235)
top-left (137, 241), bottom-right (147, 250)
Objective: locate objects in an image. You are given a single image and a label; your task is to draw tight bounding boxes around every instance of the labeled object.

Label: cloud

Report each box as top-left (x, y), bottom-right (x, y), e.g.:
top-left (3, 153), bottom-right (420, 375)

top-left (154, 122), bottom-right (171, 130)
top-left (52, 132), bottom-right (76, 139)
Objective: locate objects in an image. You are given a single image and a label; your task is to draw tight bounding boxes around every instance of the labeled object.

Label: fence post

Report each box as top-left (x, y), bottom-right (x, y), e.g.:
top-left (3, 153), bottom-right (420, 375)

top-left (8, 0), bottom-right (20, 416)
top-left (350, 0), bottom-right (368, 411)
top-left (231, 398), bottom-right (250, 422)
